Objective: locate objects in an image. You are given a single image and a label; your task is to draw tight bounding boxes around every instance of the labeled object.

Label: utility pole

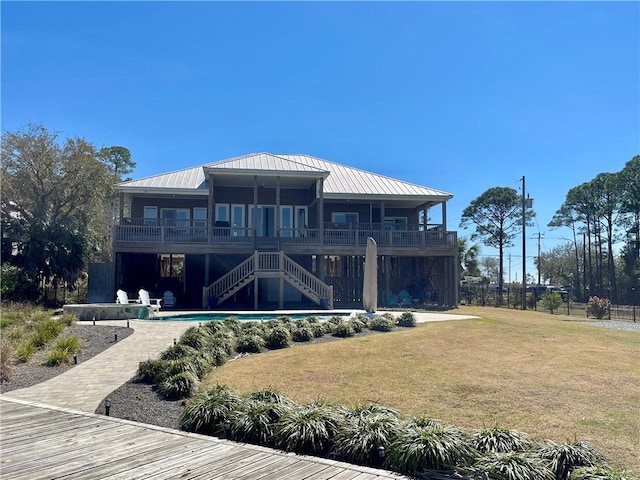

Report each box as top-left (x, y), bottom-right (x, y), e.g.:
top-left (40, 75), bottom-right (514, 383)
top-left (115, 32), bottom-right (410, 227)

top-left (522, 176), bottom-right (527, 310)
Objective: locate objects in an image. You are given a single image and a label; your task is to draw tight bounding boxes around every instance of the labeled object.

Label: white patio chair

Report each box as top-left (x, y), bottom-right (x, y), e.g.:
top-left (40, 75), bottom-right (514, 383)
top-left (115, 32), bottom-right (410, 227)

top-left (116, 289), bottom-right (137, 304)
top-left (138, 289), bottom-right (162, 312)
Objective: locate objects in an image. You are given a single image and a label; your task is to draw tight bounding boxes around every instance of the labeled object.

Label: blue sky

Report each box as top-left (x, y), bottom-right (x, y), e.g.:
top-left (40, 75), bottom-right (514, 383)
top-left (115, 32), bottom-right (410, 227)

top-left (2, 1), bottom-right (639, 282)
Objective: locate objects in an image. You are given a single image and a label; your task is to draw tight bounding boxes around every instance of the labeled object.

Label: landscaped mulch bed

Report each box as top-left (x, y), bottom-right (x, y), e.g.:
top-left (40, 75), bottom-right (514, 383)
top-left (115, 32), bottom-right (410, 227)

top-left (0, 324), bottom-right (133, 393)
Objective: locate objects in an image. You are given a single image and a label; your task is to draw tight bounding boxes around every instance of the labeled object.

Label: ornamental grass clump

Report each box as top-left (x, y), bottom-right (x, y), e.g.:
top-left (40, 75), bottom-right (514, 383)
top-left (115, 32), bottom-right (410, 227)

top-left (158, 371), bottom-right (200, 400)
top-left (348, 317), bottom-right (367, 333)
top-left (332, 404), bottom-right (401, 465)
top-left (332, 321), bottom-right (355, 338)
top-left (265, 325), bottom-right (290, 349)
top-left (209, 331), bottom-right (236, 355)
top-left (397, 312), bottom-right (417, 327)
top-left (568, 465), bottom-right (636, 480)
top-left (586, 297), bottom-right (611, 319)
top-left (472, 426), bottom-right (532, 453)
top-left (178, 326), bottom-right (211, 350)
top-left (291, 325), bottom-right (314, 342)
top-left (45, 336), bottom-right (81, 366)
top-left (31, 319), bottom-right (65, 347)
top-left (159, 344), bottom-right (199, 361)
top-left (236, 333), bottom-right (265, 353)
top-left (538, 440), bottom-right (605, 480)
top-left (386, 420), bottom-right (475, 473)
top-left (369, 315), bottom-right (395, 332)
top-left (230, 395), bottom-right (292, 446)
top-left (136, 358), bottom-right (170, 384)
top-left (180, 383), bottom-right (242, 434)
top-left (468, 451), bottom-right (556, 480)
top-left (222, 317), bottom-right (242, 335)
top-left (276, 401), bottom-right (345, 454)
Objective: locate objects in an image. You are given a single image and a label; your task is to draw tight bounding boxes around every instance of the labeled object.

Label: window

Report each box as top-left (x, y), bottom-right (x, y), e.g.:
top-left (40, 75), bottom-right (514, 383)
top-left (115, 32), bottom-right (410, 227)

top-left (216, 204), bottom-right (229, 223)
top-left (193, 208), bottom-right (207, 228)
top-left (332, 212), bottom-right (358, 227)
top-left (295, 206), bottom-right (308, 236)
top-left (144, 206), bottom-right (157, 226)
top-left (231, 204), bottom-right (245, 236)
top-left (161, 208), bottom-right (190, 227)
top-left (281, 206), bottom-right (293, 237)
top-left (384, 217), bottom-right (407, 230)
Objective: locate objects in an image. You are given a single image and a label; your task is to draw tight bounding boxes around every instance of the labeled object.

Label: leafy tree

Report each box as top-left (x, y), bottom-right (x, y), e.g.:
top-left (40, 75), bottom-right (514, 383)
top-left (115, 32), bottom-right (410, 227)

top-left (540, 292), bottom-right (563, 314)
top-left (536, 242), bottom-right (581, 288)
top-left (1, 124), bottom-right (134, 301)
top-left (460, 187), bottom-right (535, 303)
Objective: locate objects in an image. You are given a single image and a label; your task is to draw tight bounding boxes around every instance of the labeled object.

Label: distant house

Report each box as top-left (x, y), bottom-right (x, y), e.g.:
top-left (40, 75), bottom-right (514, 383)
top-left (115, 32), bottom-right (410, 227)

top-left (112, 153), bottom-right (459, 309)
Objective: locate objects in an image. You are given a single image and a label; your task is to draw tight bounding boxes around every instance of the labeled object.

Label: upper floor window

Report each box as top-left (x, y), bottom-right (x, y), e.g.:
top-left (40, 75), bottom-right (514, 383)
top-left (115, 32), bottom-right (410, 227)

top-left (332, 212), bottom-right (358, 228)
top-left (162, 208), bottom-right (190, 227)
top-left (384, 217), bottom-right (407, 230)
top-left (144, 206), bottom-right (157, 226)
top-left (193, 207), bottom-right (207, 228)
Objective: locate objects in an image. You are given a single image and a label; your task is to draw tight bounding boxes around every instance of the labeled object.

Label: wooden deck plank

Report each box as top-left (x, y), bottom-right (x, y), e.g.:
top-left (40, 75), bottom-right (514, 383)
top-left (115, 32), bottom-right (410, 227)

top-left (0, 398), bottom-right (409, 480)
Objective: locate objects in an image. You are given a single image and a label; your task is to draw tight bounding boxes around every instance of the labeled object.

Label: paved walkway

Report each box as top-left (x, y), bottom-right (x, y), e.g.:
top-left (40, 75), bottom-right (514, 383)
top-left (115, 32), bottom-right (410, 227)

top-left (2, 319), bottom-right (193, 412)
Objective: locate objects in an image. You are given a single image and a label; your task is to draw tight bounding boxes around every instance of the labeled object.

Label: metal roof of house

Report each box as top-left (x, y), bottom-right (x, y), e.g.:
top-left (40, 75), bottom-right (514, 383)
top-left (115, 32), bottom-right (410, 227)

top-left (116, 153), bottom-right (452, 200)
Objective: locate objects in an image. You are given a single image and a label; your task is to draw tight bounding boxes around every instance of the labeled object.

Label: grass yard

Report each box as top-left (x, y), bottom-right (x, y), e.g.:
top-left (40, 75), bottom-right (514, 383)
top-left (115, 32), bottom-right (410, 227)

top-left (205, 306), bottom-right (640, 473)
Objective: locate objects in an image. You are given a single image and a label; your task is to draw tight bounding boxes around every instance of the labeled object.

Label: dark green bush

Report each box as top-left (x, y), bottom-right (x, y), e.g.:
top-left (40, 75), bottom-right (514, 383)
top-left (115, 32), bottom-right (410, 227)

top-left (236, 333), bottom-right (265, 353)
top-left (206, 345), bottom-right (229, 366)
top-left (332, 404), bottom-right (401, 465)
top-left (180, 384), bottom-right (242, 434)
top-left (159, 344), bottom-right (198, 361)
top-left (222, 317), bottom-right (242, 335)
top-left (292, 325), bottom-right (314, 342)
top-left (468, 451), bottom-right (555, 480)
top-left (472, 426), bottom-right (531, 453)
top-left (179, 326), bottom-right (210, 350)
top-left (136, 359), bottom-right (170, 384)
top-left (369, 316), bottom-right (395, 332)
top-left (538, 441), bottom-right (604, 480)
top-left (209, 331), bottom-right (236, 355)
top-left (397, 312), bottom-right (416, 327)
top-left (167, 357), bottom-right (200, 377)
top-left (158, 371), bottom-right (200, 400)
top-left (386, 421), bottom-right (475, 472)
top-left (230, 397), bottom-right (292, 446)
top-left (202, 320), bottom-right (225, 335)
top-left (332, 321), bottom-right (355, 338)
top-left (265, 326), bottom-right (290, 349)
top-left (276, 401), bottom-right (345, 454)
top-left (348, 317), bottom-right (366, 333)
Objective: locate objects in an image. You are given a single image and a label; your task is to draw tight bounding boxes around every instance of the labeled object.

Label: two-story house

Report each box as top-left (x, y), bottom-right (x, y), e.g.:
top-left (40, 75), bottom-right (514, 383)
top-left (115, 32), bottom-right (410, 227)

top-left (112, 153), bottom-right (458, 310)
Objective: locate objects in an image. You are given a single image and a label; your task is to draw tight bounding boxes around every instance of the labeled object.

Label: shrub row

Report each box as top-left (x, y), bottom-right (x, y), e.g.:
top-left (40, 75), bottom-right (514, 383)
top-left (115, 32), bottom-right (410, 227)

top-left (137, 312), bottom-right (417, 400)
top-left (180, 385), bottom-right (626, 480)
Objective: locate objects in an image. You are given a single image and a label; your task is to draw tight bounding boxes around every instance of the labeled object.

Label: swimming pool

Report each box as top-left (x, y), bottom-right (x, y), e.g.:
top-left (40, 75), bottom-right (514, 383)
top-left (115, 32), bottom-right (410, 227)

top-left (155, 311), bottom-right (356, 322)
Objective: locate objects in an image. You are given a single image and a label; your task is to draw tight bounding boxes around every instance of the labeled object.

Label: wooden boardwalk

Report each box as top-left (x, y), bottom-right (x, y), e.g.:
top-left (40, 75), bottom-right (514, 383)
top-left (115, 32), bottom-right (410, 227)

top-left (0, 397), bottom-right (410, 480)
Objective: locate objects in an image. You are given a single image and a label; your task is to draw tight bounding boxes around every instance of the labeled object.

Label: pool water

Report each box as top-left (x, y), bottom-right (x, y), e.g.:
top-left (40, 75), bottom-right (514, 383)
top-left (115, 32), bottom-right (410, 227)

top-left (156, 312), bottom-right (354, 322)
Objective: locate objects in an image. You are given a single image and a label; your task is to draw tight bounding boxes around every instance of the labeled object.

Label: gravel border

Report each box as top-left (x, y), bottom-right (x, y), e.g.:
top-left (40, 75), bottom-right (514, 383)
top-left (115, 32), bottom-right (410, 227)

top-left (0, 324), bottom-right (133, 393)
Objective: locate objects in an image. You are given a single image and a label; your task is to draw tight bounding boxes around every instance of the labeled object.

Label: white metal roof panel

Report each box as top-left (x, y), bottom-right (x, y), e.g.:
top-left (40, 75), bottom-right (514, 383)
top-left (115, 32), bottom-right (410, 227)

top-left (278, 154), bottom-right (452, 199)
top-left (117, 165), bottom-right (207, 190)
top-left (204, 153), bottom-right (328, 175)
top-left (117, 152), bottom-right (452, 200)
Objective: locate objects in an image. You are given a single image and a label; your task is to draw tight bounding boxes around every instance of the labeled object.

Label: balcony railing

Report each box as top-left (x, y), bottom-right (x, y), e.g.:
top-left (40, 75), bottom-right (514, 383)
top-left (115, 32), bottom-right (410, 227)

top-left (113, 219), bottom-right (456, 248)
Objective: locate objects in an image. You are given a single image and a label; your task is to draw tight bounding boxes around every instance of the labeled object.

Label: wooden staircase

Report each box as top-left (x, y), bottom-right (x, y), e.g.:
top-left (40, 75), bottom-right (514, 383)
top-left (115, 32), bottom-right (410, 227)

top-left (202, 251), bottom-right (333, 309)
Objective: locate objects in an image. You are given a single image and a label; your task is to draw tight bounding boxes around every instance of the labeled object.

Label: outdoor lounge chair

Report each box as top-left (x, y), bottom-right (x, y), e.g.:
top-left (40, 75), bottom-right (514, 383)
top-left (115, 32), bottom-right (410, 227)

top-left (116, 289), bottom-right (137, 304)
top-left (138, 289), bottom-right (162, 312)
top-left (162, 291), bottom-right (176, 308)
